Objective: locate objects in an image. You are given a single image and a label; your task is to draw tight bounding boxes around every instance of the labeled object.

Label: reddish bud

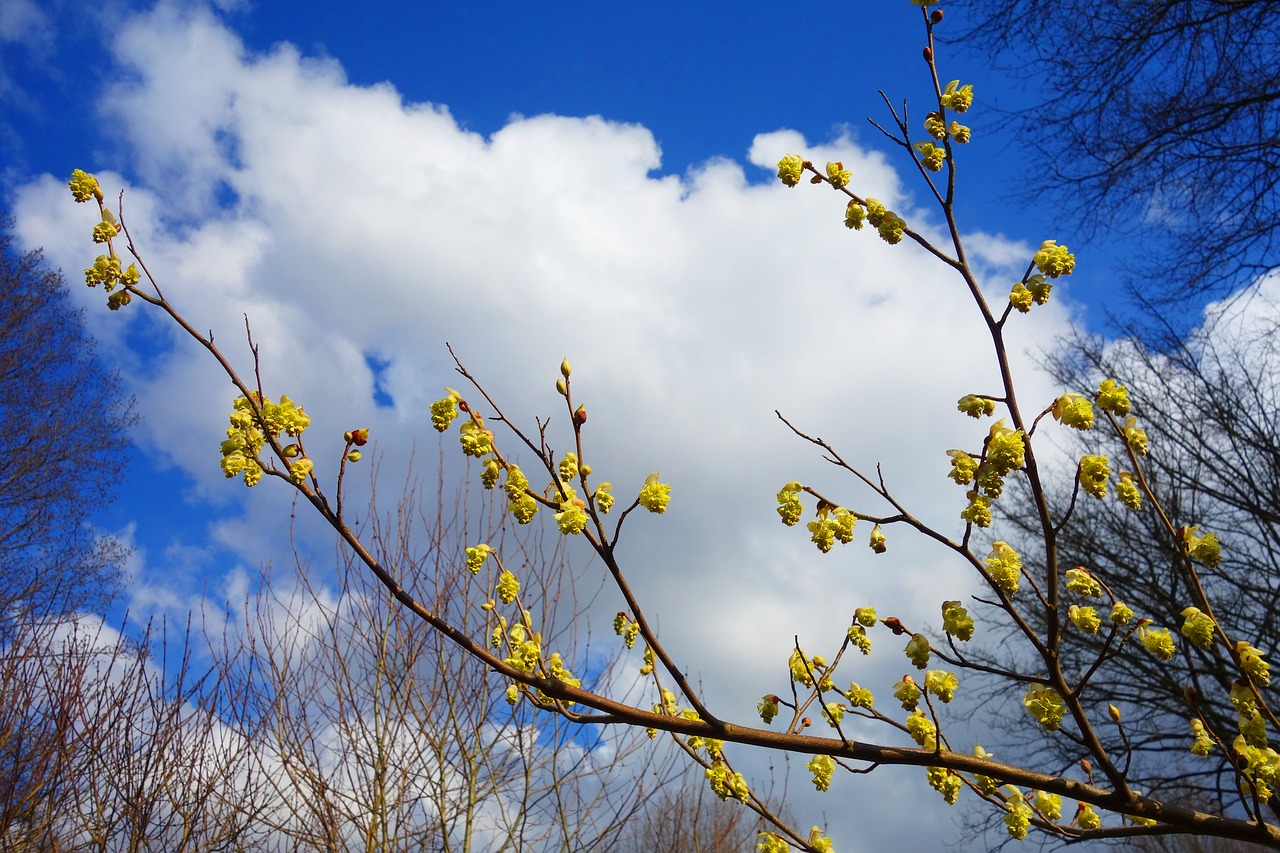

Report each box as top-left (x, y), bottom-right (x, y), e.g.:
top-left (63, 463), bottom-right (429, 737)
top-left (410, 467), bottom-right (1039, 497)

top-left (801, 717), bottom-right (812, 728)
top-left (574, 405), bottom-right (587, 425)
top-left (930, 8), bottom-right (943, 24)
top-left (458, 400), bottom-right (471, 413)
top-left (882, 616), bottom-right (907, 635)
top-left (923, 46), bottom-right (933, 63)
top-left (349, 428), bottom-right (370, 446)
top-left (810, 175), bottom-right (824, 184)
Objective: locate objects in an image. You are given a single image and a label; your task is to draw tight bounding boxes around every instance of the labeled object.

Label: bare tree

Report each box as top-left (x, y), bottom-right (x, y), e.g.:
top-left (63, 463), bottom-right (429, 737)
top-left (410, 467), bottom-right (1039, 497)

top-left (955, 0), bottom-right (1280, 303)
top-left (612, 765), bottom-right (767, 853)
top-left (990, 293), bottom-right (1280, 824)
top-left (217, 471), bottom-right (683, 852)
top-left (0, 217), bottom-right (134, 624)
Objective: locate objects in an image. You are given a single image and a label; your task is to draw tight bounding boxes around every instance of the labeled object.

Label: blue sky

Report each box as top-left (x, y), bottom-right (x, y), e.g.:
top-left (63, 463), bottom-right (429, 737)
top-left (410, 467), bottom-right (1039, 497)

top-left (0, 0), bottom-right (1236, 849)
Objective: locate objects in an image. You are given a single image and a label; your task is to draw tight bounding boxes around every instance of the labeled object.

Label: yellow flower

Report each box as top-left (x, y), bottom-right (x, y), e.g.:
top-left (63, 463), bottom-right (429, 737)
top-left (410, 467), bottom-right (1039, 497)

top-left (638, 472), bottom-right (671, 513)
top-left (1052, 392), bottom-right (1095, 430)
top-left (807, 754), bottom-right (836, 791)
top-left (1139, 625), bottom-right (1177, 661)
top-left (1024, 685), bottom-right (1066, 730)
top-left (984, 541), bottom-right (1023, 594)
top-left (68, 169), bottom-right (102, 203)
top-left (825, 160), bottom-right (852, 189)
top-left (777, 154), bottom-right (805, 187)
top-left (496, 570), bottom-right (521, 603)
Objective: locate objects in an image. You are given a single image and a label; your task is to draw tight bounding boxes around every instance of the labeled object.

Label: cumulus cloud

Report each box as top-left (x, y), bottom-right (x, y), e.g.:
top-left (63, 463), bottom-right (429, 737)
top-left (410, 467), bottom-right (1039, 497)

top-left (12, 2), bottom-right (1084, 847)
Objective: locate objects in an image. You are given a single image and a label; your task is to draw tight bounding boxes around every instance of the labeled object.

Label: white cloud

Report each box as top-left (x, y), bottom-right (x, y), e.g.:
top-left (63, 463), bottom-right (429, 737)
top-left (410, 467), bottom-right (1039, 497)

top-left (12, 3), bottom-right (1082, 848)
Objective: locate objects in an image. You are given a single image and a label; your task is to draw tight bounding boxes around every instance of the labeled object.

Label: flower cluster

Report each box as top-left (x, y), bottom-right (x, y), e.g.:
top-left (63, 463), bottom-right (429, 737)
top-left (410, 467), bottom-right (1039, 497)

top-left (1180, 607), bottom-right (1216, 650)
top-left (1096, 378), bottom-right (1131, 416)
top-left (865, 198), bottom-right (908, 244)
top-left (927, 767), bottom-right (962, 804)
top-left (939, 80), bottom-right (973, 112)
top-left (69, 171), bottom-right (141, 309)
top-left (825, 161), bottom-right (851, 189)
top-left (1036, 791), bottom-right (1063, 821)
top-left (893, 675), bottom-right (921, 711)
top-left (1139, 624), bottom-right (1177, 661)
top-left (1181, 525), bottom-right (1222, 568)
top-left (495, 570), bottom-right (520, 604)
top-left (951, 418), bottom-right (1026, 527)
top-left (844, 682), bottom-right (874, 709)
top-left (1009, 273), bottom-right (1054, 313)
top-left (1052, 392), bottom-right (1095, 430)
top-left (984, 541), bottom-right (1023, 595)
top-left (1117, 472), bottom-right (1142, 510)
top-left (613, 612), bottom-right (641, 649)
top-left (925, 669), bottom-right (958, 703)
top-left (219, 394), bottom-right (311, 487)
top-left (638, 472), bottom-right (672, 513)
top-left (1190, 719), bottom-right (1215, 756)
top-left (957, 394), bottom-right (995, 418)
top-left (942, 600), bottom-right (974, 641)
top-left (1236, 641), bottom-right (1272, 686)
top-left (1068, 605), bottom-right (1101, 634)
top-left (1078, 454), bottom-right (1111, 498)
top-left (844, 200), bottom-right (866, 230)
top-left (1023, 685), bottom-right (1066, 731)
top-left (1111, 601), bottom-right (1135, 625)
top-left (777, 154), bottom-right (806, 187)
top-left (905, 633), bottom-right (931, 669)
top-left (808, 754), bottom-right (836, 791)
top-left (1064, 567), bottom-right (1102, 597)
top-left (906, 710), bottom-right (937, 748)
top-left (913, 141), bottom-right (946, 172)
top-left (706, 760), bottom-right (750, 802)
top-left (1032, 240), bottom-right (1076, 278)
top-left (807, 505), bottom-right (857, 553)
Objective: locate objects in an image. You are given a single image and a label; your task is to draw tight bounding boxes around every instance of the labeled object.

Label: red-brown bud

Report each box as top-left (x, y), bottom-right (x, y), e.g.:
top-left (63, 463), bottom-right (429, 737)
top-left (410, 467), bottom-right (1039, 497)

top-left (574, 405), bottom-right (587, 425)
top-left (458, 400), bottom-right (470, 413)
top-left (810, 175), bottom-right (824, 184)
top-left (923, 46), bottom-right (933, 63)
top-left (930, 8), bottom-right (943, 24)
top-left (349, 428), bottom-right (369, 446)
top-left (882, 616), bottom-right (907, 635)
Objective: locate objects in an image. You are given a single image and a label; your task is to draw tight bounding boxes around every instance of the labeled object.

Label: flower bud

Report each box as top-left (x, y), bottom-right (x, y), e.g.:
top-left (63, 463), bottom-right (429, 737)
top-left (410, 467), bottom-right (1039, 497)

top-left (346, 450), bottom-right (362, 462)
top-left (283, 444), bottom-right (301, 458)
top-left (560, 358), bottom-right (572, 378)
top-left (574, 405), bottom-right (587, 425)
top-left (923, 46), bottom-right (933, 62)
top-left (930, 8), bottom-right (943, 24)
top-left (1108, 704), bottom-right (1122, 723)
top-left (458, 400), bottom-right (471, 413)
top-left (882, 616), bottom-right (907, 635)
top-left (349, 428), bottom-right (369, 446)
top-left (556, 378), bottom-right (568, 396)
top-left (580, 463), bottom-right (592, 476)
